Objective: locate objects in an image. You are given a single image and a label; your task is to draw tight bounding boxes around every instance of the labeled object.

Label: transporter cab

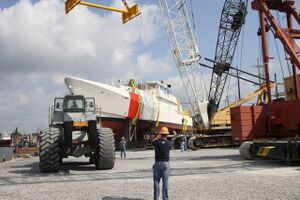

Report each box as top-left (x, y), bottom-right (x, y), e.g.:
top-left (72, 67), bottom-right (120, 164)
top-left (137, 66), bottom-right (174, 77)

top-left (39, 95), bottom-right (115, 172)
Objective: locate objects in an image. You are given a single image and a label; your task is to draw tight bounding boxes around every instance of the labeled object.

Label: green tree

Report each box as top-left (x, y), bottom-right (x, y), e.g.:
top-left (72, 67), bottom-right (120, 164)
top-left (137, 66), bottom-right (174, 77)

top-left (10, 127), bottom-right (22, 138)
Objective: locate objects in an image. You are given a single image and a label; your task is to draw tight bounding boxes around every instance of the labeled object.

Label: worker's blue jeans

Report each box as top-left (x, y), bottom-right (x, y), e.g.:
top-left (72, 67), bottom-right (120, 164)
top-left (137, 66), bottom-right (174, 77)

top-left (153, 161), bottom-right (170, 200)
top-left (181, 141), bottom-right (185, 152)
top-left (120, 149), bottom-right (126, 159)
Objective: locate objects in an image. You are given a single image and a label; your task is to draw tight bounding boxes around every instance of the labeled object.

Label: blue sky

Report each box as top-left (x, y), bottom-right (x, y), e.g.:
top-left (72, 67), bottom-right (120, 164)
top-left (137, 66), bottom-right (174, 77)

top-left (1, 1), bottom-right (296, 72)
top-left (0, 0), bottom-right (275, 68)
top-left (0, 0), bottom-right (299, 133)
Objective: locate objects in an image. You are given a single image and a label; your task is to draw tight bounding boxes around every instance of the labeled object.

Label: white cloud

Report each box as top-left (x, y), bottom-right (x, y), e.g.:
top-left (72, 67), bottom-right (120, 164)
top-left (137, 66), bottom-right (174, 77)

top-left (136, 52), bottom-right (172, 79)
top-left (0, 0), bottom-right (166, 76)
top-left (52, 73), bottom-right (70, 85)
top-left (138, 4), bottom-right (162, 45)
top-left (0, 0), bottom-right (172, 133)
top-left (165, 75), bottom-right (187, 102)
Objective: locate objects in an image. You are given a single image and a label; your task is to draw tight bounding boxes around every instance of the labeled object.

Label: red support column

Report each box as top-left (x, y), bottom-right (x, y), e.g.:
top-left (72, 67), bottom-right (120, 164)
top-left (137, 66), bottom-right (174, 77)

top-left (252, 0), bottom-right (300, 70)
top-left (259, 9), bottom-right (272, 134)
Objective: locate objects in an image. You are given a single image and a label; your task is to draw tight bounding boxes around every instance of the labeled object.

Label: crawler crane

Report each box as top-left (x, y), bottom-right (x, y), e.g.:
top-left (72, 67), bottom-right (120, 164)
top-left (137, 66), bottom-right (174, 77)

top-left (237, 0), bottom-right (300, 163)
top-left (157, 0), bottom-right (252, 148)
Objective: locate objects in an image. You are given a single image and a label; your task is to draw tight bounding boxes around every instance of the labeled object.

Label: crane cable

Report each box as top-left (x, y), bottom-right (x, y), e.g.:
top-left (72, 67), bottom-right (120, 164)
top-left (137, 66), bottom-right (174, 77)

top-left (267, 13), bottom-right (291, 80)
top-left (189, 0), bottom-right (196, 30)
top-left (239, 24), bottom-right (245, 73)
top-left (225, 15), bottom-right (246, 106)
top-left (273, 32), bottom-right (288, 79)
top-left (237, 24), bottom-right (245, 100)
top-left (275, 12), bottom-right (292, 77)
top-left (189, 0), bottom-right (208, 98)
top-left (199, 66), bottom-right (208, 98)
top-left (258, 12), bottom-right (263, 75)
top-left (233, 22), bottom-right (241, 102)
top-left (226, 71), bottom-right (232, 106)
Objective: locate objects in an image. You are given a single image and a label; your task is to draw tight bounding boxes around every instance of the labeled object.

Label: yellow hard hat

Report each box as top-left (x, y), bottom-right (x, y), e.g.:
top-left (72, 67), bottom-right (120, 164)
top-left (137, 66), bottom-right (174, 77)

top-left (159, 127), bottom-right (169, 135)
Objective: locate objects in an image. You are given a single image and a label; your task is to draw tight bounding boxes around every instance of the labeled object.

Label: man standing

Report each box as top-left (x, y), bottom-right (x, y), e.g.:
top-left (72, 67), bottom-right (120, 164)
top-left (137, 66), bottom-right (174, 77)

top-left (152, 127), bottom-right (172, 200)
top-left (181, 136), bottom-right (185, 152)
top-left (181, 135), bottom-right (187, 152)
top-left (184, 135), bottom-right (188, 151)
top-left (119, 137), bottom-right (127, 159)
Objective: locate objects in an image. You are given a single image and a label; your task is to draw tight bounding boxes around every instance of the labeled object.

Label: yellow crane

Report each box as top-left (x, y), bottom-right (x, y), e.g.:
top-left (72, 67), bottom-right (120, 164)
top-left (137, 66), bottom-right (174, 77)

top-left (210, 83), bottom-right (277, 130)
top-left (186, 83), bottom-right (277, 149)
top-left (65, 0), bottom-right (140, 24)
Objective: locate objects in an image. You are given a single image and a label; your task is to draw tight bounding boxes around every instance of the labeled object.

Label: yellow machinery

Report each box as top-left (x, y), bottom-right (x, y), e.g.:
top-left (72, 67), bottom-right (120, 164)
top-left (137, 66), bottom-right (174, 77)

top-left (187, 83), bottom-right (277, 149)
top-left (284, 74), bottom-right (300, 101)
top-left (209, 83), bottom-right (277, 130)
top-left (65, 0), bottom-right (140, 24)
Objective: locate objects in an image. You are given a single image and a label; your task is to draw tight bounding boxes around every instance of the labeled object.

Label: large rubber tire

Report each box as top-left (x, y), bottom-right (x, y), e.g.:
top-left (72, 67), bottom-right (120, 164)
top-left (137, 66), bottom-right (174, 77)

top-left (95, 128), bottom-right (115, 170)
top-left (39, 127), bottom-right (61, 172)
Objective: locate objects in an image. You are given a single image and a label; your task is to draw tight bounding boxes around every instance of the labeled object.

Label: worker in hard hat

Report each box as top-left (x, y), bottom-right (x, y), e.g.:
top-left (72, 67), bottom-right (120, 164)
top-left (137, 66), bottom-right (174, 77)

top-left (152, 127), bottom-right (172, 200)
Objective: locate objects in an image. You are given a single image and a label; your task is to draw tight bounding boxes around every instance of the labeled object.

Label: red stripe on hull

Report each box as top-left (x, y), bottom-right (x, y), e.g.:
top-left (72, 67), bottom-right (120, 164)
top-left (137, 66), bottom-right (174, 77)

top-left (127, 92), bottom-right (139, 119)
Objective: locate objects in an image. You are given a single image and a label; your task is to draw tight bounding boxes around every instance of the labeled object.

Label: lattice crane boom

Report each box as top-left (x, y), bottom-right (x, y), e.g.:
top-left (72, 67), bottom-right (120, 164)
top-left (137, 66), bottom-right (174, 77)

top-left (157, 0), bottom-right (209, 129)
top-left (208, 0), bottom-right (248, 117)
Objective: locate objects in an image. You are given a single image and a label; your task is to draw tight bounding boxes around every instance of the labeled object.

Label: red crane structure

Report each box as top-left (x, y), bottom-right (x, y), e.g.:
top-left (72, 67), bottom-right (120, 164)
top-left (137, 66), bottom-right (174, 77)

top-left (236, 0), bottom-right (300, 163)
top-left (252, 0), bottom-right (300, 103)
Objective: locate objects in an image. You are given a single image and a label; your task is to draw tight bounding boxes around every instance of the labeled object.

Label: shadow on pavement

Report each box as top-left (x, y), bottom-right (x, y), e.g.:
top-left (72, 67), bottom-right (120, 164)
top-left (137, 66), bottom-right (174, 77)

top-left (8, 159), bottom-right (98, 175)
top-left (172, 152), bottom-right (300, 166)
top-left (2, 151), bottom-right (300, 187)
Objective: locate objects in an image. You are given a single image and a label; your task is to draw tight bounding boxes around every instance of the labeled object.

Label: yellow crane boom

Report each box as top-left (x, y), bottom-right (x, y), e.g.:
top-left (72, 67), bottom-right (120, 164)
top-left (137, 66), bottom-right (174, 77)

top-left (65, 0), bottom-right (140, 24)
top-left (210, 83), bottom-right (277, 129)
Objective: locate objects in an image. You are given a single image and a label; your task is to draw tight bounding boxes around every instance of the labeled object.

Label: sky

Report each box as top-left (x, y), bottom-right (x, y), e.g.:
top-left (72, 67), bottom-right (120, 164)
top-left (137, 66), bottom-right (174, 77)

top-left (0, 0), bottom-right (299, 134)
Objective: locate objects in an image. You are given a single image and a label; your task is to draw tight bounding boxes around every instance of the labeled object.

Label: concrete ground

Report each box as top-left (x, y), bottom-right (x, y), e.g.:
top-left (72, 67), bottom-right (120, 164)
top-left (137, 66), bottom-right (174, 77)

top-left (0, 148), bottom-right (300, 200)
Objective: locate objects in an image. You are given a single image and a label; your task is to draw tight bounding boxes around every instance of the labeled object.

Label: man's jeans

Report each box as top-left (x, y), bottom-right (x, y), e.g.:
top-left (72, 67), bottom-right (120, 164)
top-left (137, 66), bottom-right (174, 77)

top-left (153, 161), bottom-right (170, 200)
top-left (120, 150), bottom-right (126, 159)
top-left (181, 141), bottom-right (185, 152)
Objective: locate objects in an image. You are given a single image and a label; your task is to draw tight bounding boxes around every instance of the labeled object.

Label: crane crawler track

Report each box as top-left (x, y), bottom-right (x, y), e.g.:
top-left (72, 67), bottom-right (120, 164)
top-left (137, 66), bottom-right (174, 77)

top-left (188, 133), bottom-right (233, 150)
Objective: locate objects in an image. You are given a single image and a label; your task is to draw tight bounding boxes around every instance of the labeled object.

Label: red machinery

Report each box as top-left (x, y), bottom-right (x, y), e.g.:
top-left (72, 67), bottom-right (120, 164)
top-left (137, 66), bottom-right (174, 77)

top-left (233, 0), bottom-right (300, 163)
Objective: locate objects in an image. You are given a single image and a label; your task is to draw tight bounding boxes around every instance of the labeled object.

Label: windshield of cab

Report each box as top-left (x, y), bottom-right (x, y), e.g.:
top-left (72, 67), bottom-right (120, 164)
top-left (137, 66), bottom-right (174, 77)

top-left (65, 96), bottom-right (84, 111)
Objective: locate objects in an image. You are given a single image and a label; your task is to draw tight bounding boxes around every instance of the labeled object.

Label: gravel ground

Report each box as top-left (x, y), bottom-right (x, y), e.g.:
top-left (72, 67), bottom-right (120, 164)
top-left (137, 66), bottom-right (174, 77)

top-left (0, 148), bottom-right (300, 200)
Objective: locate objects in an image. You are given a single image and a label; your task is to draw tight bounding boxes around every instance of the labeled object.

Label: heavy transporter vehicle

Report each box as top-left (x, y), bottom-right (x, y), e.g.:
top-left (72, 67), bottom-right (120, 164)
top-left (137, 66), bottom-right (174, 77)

top-left (39, 95), bottom-right (115, 172)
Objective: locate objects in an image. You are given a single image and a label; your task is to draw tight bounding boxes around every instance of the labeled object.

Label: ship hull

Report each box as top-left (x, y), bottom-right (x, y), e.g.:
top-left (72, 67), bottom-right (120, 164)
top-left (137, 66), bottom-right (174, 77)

top-left (101, 117), bottom-right (190, 142)
top-left (0, 140), bottom-right (12, 147)
top-left (65, 77), bottom-right (193, 142)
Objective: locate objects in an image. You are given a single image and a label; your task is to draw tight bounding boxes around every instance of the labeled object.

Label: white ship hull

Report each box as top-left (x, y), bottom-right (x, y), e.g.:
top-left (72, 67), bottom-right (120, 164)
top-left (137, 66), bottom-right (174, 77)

top-left (64, 77), bottom-right (193, 141)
